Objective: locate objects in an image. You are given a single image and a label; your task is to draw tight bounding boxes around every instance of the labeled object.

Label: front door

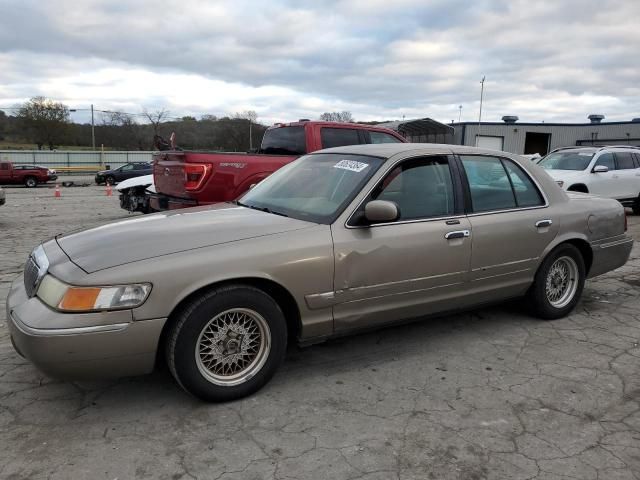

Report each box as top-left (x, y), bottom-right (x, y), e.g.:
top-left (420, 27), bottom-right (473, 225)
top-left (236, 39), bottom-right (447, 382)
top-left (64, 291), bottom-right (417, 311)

top-left (589, 152), bottom-right (620, 198)
top-left (458, 154), bottom-right (559, 299)
top-left (331, 154), bottom-right (472, 332)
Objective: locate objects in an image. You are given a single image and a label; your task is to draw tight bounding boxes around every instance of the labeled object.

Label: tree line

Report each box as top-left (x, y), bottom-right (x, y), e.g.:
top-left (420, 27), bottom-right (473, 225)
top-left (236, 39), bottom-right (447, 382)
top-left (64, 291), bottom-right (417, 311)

top-left (0, 97), bottom-right (357, 152)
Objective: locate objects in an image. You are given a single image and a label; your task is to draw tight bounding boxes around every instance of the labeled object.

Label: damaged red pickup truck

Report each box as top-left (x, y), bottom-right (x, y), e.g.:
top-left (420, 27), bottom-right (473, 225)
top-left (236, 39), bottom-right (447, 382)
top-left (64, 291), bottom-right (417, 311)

top-left (151, 120), bottom-right (406, 210)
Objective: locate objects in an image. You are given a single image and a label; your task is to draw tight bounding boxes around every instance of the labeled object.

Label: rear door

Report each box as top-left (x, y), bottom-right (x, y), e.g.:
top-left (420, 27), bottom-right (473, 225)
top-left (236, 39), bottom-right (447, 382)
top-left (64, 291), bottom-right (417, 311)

top-left (458, 154), bottom-right (558, 299)
top-left (331, 154), bottom-right (472, 331)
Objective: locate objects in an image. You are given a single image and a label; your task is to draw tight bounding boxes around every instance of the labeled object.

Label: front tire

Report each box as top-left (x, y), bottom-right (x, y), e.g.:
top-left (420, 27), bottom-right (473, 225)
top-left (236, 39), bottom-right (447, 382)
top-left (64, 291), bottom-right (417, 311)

top-left (527, 244), bottom-right (585, 320)
top-left (105, 175), bottom-right (116, 186)
top-left (166, 285), bottom-right (287, 402)
top-left (632, 195), bottom-right (640, 215)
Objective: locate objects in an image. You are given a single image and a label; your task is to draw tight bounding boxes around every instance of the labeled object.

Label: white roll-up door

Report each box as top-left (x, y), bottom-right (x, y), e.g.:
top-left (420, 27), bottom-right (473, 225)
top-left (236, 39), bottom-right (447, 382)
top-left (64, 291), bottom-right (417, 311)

top-left (476, 136), bottom-right (504, 151)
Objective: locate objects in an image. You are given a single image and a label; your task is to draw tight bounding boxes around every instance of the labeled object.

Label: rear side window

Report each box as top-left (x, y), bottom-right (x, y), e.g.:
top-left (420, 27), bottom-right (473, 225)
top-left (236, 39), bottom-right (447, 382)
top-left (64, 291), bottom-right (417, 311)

top-left (595, 153), bottom-right (615, 170)
top-left (260, 126), bottom-right (307, 155)
top-left (461, 156), bottom-right (515, 212)
top-left (320, 128), bottom-right (361, 149)
top-left (369, 131), bottom-right (402, 144)
top-left (502, 160), bottom-right (544, 207)
top-left (615, 152), bottom-right (635, 169)
top-left (633, 153), bottom-right (640, 168)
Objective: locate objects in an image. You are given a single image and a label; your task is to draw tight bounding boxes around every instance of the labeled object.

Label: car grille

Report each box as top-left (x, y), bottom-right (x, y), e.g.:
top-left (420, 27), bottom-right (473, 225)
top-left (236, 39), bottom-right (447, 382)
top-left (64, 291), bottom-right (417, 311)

top-left (24, 256), bottom-right (40, 297)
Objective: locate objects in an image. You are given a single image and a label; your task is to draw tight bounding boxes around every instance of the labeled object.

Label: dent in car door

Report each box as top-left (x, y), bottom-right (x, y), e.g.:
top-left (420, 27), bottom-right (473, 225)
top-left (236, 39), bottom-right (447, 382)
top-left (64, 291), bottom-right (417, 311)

top-left (330, 155), bottom-right (472, 332)
top-left (459, 155), bottom-right (559, 298)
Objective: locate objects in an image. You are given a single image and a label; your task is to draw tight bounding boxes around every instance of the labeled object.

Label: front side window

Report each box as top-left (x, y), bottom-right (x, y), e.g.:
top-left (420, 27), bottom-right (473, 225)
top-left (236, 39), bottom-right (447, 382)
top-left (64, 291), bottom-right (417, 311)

top-left (369, 131), bottom-right (403, 144)
top-left (238, 153), bottom-right (384, 224)
top-left (539, 151), bottom-right (594, 170)
top-left (372, 156), bottom-right (455, 220)
top-left (594, 153), bottom-right (615, 170)
top-left (320, 128), bottom-right (361, 149)
top-left (615, 152), bottom-right (635, 170)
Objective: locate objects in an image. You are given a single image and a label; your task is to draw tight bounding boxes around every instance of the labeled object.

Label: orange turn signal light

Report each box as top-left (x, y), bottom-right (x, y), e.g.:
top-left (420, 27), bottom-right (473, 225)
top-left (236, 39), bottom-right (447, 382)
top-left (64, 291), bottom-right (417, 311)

top-left (58, 288), bottom-right (101, 311)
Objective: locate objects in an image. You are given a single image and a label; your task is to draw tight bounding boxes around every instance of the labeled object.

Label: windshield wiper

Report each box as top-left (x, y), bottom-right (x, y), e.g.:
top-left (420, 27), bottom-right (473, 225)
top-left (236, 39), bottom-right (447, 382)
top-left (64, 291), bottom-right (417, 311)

top-left (234, 200), bottom-right (288, 217)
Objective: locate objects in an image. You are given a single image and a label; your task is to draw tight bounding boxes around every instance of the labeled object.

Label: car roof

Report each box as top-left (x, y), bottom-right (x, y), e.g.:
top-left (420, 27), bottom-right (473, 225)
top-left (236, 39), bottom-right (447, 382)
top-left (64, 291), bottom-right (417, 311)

top-left (311, 142), bottom-right (522, 159)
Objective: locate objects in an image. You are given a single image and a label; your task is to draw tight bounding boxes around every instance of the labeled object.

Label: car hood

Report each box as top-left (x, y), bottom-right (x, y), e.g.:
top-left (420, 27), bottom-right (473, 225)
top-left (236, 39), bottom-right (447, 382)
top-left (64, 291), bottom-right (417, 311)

top-left (56, 203), bottom-right (314, 273)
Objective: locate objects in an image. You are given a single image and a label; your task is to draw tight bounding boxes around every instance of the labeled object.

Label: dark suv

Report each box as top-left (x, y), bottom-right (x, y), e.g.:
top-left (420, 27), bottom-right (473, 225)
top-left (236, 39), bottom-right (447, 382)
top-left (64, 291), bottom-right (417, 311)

top-left (95, 162), bottom-right (152, 185)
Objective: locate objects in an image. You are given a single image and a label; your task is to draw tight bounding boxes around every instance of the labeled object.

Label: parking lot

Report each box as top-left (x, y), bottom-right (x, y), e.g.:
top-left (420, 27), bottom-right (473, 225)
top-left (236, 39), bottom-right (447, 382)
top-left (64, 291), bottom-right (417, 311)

top-left (1, 184), bottom-right (639, 480)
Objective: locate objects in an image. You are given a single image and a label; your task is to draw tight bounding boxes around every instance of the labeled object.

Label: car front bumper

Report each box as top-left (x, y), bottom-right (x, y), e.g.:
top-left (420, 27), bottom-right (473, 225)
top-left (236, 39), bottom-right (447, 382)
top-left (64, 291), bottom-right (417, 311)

top-left (6, 275), bottom-right (166, 379)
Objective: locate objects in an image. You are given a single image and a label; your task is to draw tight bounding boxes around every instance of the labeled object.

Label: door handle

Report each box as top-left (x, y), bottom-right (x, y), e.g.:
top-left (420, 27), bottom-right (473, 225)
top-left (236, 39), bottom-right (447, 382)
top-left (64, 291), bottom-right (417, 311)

top-left (535, 219), bottom-right (553, 228)
top-left (444, 230), bottom-right (470, 240)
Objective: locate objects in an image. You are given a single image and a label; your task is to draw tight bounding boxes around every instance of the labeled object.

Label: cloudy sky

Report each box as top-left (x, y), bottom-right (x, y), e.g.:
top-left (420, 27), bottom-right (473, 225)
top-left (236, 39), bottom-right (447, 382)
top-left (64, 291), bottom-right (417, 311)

top-left (0, 0), bottom-right (639, 125)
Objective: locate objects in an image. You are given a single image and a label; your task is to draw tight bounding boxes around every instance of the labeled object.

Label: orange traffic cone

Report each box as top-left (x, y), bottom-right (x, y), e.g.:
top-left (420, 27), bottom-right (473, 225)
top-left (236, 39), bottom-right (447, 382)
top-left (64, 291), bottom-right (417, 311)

top-left (54, 184), bottom-right (61, 198)
top-left (106, 184), bottom-right (113, 197)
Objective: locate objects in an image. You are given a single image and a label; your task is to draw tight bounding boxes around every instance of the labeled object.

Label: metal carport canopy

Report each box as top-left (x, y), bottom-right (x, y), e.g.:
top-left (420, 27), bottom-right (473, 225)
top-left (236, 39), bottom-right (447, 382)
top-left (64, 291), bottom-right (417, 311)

top-left (378, 118), bottom-right (454, 137)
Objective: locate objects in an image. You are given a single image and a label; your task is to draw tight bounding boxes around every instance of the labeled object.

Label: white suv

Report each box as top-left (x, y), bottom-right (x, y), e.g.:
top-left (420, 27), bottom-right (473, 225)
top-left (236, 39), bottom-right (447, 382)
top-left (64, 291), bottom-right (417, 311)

top-left (538, 146), bottom-right (640, 213)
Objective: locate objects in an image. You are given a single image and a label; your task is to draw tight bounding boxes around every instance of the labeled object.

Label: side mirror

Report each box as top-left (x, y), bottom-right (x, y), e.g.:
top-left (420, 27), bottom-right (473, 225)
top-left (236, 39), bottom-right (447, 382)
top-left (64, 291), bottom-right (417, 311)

top-left (593, 165), bottom-right (608, 173)
top-left (364, 200), bottom-right (400, 224)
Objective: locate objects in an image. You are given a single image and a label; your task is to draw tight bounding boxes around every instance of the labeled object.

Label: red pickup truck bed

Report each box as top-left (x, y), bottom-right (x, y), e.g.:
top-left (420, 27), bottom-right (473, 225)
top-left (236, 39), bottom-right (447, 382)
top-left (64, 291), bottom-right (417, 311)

top-left (151, 120), bottom-right (406, 211)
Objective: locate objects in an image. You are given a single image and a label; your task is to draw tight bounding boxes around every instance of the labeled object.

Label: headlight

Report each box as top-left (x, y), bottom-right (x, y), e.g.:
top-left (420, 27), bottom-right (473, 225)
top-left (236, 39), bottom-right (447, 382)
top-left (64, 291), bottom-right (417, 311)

top-left (37, 275), bottom-right (151, 312)
top-left (556, 180), bottom-right (564, 187)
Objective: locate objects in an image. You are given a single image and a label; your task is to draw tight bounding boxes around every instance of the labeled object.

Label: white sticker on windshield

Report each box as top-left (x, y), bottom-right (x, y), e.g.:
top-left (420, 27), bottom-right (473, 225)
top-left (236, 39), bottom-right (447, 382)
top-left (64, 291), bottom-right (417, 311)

top-left (578, 153), bottom-right (592, 156)
top-left (333, 159), bottom-right (369, 173)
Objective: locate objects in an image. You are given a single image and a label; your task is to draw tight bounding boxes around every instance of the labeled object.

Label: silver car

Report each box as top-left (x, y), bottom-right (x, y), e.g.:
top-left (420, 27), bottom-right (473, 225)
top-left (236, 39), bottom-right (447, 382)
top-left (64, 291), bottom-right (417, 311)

top-left (7, 144), bottom-right (633, 401)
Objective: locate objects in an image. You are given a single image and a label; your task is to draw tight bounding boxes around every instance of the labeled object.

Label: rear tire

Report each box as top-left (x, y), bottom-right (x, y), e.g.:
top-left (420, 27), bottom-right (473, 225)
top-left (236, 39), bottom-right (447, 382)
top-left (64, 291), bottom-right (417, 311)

top-left (166, 285), bottom-right (287, 402)
top-left (527, 244), bottom-right (585, 320)
top-left (24, 176), bottom-right (37, 188)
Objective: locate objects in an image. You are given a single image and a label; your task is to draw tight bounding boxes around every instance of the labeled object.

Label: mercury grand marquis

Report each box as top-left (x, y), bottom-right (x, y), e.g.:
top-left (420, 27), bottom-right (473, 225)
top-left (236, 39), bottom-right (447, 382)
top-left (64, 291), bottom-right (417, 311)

top-left (7, 144), bottom-right (633, 401)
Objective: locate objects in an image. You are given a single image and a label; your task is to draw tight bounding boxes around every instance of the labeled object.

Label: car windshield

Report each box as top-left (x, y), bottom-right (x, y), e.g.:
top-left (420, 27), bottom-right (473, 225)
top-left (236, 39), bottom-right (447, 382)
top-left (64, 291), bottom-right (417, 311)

top-left (237, 153), bottom-right (385, 224)
top-left (539, 151), bottom-right (594, 170)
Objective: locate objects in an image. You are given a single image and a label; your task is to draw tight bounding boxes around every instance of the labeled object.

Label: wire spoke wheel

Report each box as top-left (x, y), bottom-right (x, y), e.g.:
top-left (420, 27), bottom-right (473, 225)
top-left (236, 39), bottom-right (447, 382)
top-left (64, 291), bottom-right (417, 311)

top-left (195, 308), bottom-right (271, 386)
top-left (545, 256), bottom-right (579, 309)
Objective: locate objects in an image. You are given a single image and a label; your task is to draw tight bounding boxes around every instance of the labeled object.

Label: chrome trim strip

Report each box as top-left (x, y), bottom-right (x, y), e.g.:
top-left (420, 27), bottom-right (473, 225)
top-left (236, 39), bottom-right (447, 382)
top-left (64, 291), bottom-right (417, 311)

top-left (10, 311), bottom-right (129, 336)
top-left (346, 214), bottom-right (467, 229)
top-left (473, 268), bottom-right (531, 282)
top-left (599, 238), bottom-right (634, 249)
top-left (471, 257), bottom-right (538, 272)
top-left (339, 282), bottom-right (464, 305)
top-left (305, 270), bottom-right (467, 308)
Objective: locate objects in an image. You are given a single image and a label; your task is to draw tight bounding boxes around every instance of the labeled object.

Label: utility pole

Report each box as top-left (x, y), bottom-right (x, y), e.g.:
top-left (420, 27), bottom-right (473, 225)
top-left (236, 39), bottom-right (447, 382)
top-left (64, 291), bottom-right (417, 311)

top-left (476, 76), bottom-right (485, 146)
top-left (249, 119), bottom-right (252, 151)
top-left (458, 105), bottom-right (463, 123)
top-left (91, 104), bottom-right (96, 150)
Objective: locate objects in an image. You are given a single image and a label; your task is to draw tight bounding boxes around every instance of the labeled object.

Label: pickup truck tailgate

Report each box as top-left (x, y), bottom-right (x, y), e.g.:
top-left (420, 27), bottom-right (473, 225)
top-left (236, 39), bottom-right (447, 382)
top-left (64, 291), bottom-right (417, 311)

top-left (153, 152), bottom-right (189, 198)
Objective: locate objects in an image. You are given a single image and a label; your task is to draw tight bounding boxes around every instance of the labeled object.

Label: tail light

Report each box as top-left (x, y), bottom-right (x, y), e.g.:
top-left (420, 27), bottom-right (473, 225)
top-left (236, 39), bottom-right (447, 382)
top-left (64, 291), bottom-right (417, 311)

top-left (184, 163), bottom-right (211, 191)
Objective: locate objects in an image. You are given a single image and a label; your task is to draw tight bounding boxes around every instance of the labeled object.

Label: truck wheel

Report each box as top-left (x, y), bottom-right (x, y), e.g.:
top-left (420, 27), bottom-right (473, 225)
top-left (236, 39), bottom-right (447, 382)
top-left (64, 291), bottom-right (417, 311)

top-left (526, 244), bottom-right (585, 320)
top-left (105, 176), bottom-right (116, 186)
top-left (166, 285), bottom-right (287, 402)
top-left (24, 176), bottom-right (37, 188)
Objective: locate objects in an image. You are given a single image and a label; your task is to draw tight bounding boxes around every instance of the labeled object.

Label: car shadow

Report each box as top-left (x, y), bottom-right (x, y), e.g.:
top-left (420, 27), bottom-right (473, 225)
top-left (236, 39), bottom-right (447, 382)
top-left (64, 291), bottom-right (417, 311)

top-left (0, 300), bottom-right (533, 414)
